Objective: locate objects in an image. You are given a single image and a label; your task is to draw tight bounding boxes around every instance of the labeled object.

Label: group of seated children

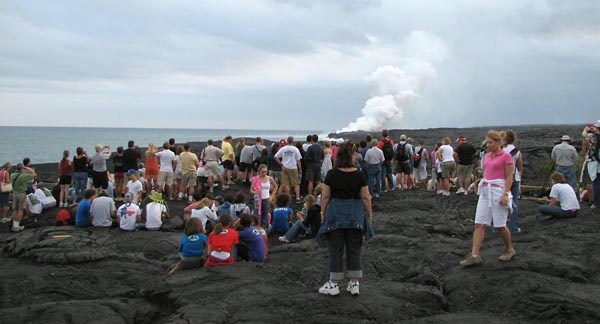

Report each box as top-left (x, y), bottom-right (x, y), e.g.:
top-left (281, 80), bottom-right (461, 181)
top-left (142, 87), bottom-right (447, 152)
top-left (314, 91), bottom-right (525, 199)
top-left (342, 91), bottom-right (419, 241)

top-left (169, 189), bottom-right (323, 274)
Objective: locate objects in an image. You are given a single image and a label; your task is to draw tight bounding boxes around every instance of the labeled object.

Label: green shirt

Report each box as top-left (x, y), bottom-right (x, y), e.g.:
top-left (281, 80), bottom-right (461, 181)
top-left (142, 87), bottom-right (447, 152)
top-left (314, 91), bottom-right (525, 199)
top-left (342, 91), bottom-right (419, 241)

top-left (10, 172), bottom-right (34, 194)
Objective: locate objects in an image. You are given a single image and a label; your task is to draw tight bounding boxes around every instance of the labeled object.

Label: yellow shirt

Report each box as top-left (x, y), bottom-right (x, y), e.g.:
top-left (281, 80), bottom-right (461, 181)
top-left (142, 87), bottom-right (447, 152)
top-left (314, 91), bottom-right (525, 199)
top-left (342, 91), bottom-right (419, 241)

top-left (180, 151), bottom-right (199, 173)
top-left (222, 141), bottom-right (235, 162)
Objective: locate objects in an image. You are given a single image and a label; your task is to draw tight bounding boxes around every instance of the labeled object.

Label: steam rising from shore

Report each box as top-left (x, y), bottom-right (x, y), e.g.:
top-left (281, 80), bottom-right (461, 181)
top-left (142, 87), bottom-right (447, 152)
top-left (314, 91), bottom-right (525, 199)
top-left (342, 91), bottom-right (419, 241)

top-left (338, 31), bottom-right (448, 133)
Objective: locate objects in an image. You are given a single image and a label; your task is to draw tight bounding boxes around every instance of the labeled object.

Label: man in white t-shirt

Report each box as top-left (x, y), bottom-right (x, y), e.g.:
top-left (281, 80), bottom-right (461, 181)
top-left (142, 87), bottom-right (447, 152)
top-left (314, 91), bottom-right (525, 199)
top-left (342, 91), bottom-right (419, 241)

top-left (156, 142), bottom-right (176, 200)
top-left (274, 136), bottom-right (303, 202)
top-left (91, 191), bottom-right (117, 227)
top-left (118, 192), bottom-right (141, 231)
top-left (34, 183), bottom-right (57, 210)
top-left (126, 169), bottom-right (143, 205)
top-left (144, 192), bottom-right (169, 230)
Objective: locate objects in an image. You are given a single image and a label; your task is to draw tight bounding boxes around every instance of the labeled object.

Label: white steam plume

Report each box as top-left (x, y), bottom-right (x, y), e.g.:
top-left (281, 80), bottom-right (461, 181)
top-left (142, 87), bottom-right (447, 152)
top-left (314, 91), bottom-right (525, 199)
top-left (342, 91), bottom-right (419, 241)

top-left (338, 31), bottom-right (448, 133)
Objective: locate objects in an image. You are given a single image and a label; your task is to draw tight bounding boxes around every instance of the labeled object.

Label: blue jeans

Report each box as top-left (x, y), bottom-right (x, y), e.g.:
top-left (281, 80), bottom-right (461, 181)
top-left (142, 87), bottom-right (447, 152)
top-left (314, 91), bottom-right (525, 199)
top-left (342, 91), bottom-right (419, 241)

top-left (284, 220), bottom-right (310, 241)
top-left (254, 198), bottom-right (271, 228)
top-left (381, 161), bottom-right (394, 191)
top-left (366, 164), bottom-right (382, 196)
top-left (539, 205), bottom-right (578, 218)
top-left (556, 166), bottom-right (579, 200)
top-left (74, 172), bottom-right (88, 197)
top-left (507, 181), bottom-right (520, 232)
top-left (593, 174), bottom-right (600, 207)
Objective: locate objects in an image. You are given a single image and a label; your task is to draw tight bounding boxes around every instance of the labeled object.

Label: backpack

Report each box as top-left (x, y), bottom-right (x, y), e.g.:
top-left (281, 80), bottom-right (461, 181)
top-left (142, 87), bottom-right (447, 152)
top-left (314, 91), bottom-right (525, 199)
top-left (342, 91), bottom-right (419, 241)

top-left (382, 140), bottom-right (394, 161)
top-left (396, 143), bottom-right (409, 162)
top-left (413, 147), bottom-right (423, 168)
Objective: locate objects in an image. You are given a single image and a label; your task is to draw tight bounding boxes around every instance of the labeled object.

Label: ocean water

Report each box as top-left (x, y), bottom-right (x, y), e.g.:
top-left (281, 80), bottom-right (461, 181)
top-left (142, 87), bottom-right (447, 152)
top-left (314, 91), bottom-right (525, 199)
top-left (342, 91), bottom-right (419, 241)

top-left (0, 126), bottom-right (322, 164)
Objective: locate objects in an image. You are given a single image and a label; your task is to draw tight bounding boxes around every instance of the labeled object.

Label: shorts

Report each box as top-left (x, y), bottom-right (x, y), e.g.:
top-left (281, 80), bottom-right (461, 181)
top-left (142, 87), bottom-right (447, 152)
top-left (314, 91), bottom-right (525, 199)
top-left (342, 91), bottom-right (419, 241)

top-left (269, 170), bottom-right (282, 183)
top-left (204, 161), bottom-right (221, 177)
top-left (179, 255), bottom-right (205, 269)
top-left (441, 162), bottom-right (456, 179)
top-left (395, 162), bottom-right (411, 175)
top-left (457, 164), bottom-right (473, 180)
top-left (305, 165), bottom-right (321, 183)
top-left (222, 160), bottom-right (234, 171)
top-left (59, 175), bottom-right (72, 185)
top-left (93, 171), bottom-right (109, 189)
top-left (0, 192), bottom-right (9, 208)
top-left (113, 172), bottom-right (124, 180)
top-left (474, 185), bottom-right (509, 227)
top-left (239, 162), bottom-right (253, 172)
top-left (174, 170), bottom-right (182, 181)
top-left (281, 167), bottom-right (300, 187)
top-left (12, 192), bottom-right (26, 210)
top-left (158, 171), bottom-right (174, 186)
top-left (414, 164), bottom-right (427, 181)
top-left (182, 171), bottom-right (197, 187)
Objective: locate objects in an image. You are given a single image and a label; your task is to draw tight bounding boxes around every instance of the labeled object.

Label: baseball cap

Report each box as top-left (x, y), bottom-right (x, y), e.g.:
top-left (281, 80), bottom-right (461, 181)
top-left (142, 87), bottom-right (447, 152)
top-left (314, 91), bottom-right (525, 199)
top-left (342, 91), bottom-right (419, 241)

top-left (279, 139), bottom-right (286, 146)
top-left (214, 196), bottom-right (224, 203)
top-left (127, 169), bottom-right (136, 176)
top-left (560, 135), bottom-right (571, 141)
top-left (124, 192), bottom-right (134, 202)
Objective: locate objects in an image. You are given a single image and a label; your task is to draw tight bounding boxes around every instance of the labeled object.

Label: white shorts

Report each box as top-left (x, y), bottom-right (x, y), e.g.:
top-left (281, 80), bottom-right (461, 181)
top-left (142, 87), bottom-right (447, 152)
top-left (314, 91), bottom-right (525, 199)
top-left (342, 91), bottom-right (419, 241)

top-left (414, 164), bottom-right (427, 181)
top-left (474, 185), bottom-right (509, 227)
top-left (204, 161), bottom-right (220, 177)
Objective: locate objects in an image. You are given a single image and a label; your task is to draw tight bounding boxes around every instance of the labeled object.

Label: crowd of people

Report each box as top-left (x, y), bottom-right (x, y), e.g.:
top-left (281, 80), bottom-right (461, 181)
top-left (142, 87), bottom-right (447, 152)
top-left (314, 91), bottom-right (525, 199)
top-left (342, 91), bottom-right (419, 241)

top-left (1, 121), bottom-right (599, 295)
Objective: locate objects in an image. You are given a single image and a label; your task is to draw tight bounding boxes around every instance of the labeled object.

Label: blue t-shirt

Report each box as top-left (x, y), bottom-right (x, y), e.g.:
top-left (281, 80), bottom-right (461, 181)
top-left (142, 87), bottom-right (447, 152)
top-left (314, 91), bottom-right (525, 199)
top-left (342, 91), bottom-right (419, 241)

top-left (217, 201), bottom-right (231, 217)
top-left (75, 199), bottom-right (92, 227)
top-left (238, 226), bottom-right (266, 263)
top-left (272, 207), bottom-right (292, 232)
top-left (180, 233), bottom-right (208, 258)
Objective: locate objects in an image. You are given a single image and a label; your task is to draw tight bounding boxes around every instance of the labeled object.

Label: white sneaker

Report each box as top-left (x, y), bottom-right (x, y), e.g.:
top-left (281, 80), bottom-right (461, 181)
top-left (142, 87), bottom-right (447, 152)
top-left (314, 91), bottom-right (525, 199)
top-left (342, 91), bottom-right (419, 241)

top-left (1, 217), bottom-right (11, 223)
top-left (347, 281), bottom-right (360, 296)
top-left (11, 225), bottom-right (25, 232)
top-left (188, 196), bottom-right (193, 202)
top-left (319, 281), bottom-right (340, 296)
top-left (443, 191), bottom-right (451, 196)
top-left (456, 188), bottom-right (465, 195)
top-left (436, 190), bottom-right (443, 195)
top-left (278, 236), bottom-right (290, 243)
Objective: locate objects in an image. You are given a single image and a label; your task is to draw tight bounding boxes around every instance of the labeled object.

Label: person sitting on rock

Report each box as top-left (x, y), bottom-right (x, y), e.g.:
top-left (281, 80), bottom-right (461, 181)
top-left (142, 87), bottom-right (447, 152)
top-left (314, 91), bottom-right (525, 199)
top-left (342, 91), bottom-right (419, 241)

top-left (229, 191), bottom-right (251, 226)
top-left (191, 198), bottom-right (218, 232)
top-left (144, 192), bottom-right (169, 231)
top-left (183, 192), bottom-right (203, 220)
top-left (204, 214), bottom-right (239, 267)
top-left (271, 193), bottom-right (294, 235)
top-left (34, 182), bottom-right (57, 210)
top-left (90, 190), bottom-right (117, 228)
top-left (237, 213), bottom-right (266, 263)
top-left (279, 194), bottom-right (321, 243)
top-left (538, 172), bottom-right (580, 220)
top-left (168, 217), bottom-right (207, 275)
top-left (117, 192), bottom-right (141, 231)
top-left (76, 188), bottom-right (97, 228)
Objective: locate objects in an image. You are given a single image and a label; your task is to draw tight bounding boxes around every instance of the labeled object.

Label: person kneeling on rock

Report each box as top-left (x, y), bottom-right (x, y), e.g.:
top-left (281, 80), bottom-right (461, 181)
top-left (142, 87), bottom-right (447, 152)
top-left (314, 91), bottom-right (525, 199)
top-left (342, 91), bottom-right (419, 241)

top-left (538, 172), bottom-right (580, 220)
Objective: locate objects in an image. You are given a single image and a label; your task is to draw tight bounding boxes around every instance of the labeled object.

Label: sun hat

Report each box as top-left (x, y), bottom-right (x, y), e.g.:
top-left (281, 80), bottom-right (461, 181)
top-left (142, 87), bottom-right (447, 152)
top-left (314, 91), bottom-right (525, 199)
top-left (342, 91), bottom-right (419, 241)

top-left (124, 192), bottom-right (134, 202)
top-left (127, 169), bottom-right (136, 176)
top-left (147, 191), bottom-right (164, 204)
top-left (560, 135), bottom-right (571, 142)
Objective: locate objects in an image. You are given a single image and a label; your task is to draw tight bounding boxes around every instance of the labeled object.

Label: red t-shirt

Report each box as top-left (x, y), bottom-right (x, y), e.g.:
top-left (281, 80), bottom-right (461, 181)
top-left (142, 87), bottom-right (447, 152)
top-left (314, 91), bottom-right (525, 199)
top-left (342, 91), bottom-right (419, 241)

top-left (207, 227), bottom-right (239, 253)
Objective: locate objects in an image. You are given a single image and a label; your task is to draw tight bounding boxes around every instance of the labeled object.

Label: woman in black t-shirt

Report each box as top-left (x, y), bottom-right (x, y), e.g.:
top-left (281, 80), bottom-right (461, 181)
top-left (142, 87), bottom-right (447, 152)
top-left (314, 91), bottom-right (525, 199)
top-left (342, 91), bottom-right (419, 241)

top-left (317, 142), bottom-right (373, 296)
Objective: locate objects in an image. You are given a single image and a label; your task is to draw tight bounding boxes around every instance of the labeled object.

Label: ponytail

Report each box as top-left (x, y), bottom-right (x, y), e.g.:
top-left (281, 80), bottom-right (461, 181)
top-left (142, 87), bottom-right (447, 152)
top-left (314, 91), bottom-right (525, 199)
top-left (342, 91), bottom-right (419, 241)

top-left (214, 214), bottom-right (233, 234)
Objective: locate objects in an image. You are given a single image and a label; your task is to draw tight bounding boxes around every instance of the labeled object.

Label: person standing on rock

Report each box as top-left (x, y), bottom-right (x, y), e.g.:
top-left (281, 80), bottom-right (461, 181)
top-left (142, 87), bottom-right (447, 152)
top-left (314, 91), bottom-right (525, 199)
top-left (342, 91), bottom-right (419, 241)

top-left (436, 137), bottom-right (455, 196)
top-left (377, 129), bottom-right (395, 192)
top-left (317, 142), bottom-right (373, 296)
top-left (581, 121), bottom-right (600, 208)
top-left (454, 136), bottom-right (476, 195)
top-left (364, 139), bottom-right (385, 198)
top-left (551, 135), bottom-right (580, 200)
top-left (502, 130), bottom-right (523, 234)
top-left (460, 130), bottom-right (516, 267)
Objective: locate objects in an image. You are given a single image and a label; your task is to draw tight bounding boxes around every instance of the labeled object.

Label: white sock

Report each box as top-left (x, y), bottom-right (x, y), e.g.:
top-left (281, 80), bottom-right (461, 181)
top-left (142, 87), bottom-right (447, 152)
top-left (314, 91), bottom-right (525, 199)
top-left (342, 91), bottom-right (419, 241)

top-left (13, 220), bottom-right (20, 227)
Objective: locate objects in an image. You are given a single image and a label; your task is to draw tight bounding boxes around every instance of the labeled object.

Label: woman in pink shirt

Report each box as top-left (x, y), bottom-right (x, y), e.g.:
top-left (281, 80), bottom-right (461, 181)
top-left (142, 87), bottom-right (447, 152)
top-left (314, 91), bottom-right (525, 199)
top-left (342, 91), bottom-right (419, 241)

top-left (460, 130), bottom-right (516, 267)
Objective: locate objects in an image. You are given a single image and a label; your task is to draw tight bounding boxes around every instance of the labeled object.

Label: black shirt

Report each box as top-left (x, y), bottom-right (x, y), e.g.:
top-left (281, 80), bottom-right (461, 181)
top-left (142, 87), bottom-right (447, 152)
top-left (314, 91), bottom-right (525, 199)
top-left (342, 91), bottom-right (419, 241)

top-left (325, 169), bottom-right (367, 200)
top-left (305, 144), bottom-right (325, 167)
top-left (455, 142), bottom-right (476, 165)
top-left (123, 148), bottom-right (141, 171)
top-left (303, 205), bottom-right (322, 237)
top-left (113, 154), bottom-right (124, 173)
top-left (73, 155), bottom-right (88, 172)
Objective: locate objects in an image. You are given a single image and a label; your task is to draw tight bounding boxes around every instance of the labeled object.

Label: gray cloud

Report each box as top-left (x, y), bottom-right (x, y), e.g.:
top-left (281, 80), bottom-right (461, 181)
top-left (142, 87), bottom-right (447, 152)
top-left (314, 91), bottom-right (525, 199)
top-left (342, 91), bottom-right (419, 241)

top-left (1, 0), bottom-right (599, 131)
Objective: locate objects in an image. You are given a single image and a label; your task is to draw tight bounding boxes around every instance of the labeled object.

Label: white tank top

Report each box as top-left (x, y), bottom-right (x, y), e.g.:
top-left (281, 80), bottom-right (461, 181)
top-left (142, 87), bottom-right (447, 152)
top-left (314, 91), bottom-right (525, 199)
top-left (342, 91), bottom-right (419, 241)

top-left (261, 179), bottom-right (270, 198)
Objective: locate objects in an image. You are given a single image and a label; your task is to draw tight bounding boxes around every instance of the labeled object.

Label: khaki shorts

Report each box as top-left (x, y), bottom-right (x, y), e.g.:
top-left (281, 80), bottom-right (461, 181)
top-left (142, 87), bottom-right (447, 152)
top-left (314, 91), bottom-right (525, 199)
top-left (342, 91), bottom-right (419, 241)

top-left (281, 167), bottom-right (300, 187)
top-left (269, 170), bottom-right (282, 184)
top-left (12, 193), bottom-right (26, 210)
top-left (158, 171), bottom-right (174, 186)
top-left (441, 161), bottom-right (456, 179)
top-left (456, 164), bottom-right (473, 180)
top-left (204, 161), bottom-right (220, 177)
top-left (182, 171), bottom-right (197, 187)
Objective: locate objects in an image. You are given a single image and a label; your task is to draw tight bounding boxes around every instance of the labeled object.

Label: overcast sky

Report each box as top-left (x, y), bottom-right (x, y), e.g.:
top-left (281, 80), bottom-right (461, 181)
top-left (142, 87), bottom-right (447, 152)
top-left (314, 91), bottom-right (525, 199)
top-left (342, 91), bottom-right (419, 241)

top-left (1, 0), bottom-right (599, 133)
